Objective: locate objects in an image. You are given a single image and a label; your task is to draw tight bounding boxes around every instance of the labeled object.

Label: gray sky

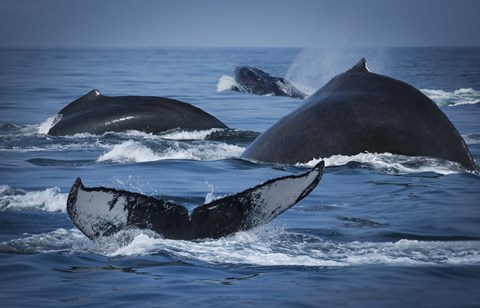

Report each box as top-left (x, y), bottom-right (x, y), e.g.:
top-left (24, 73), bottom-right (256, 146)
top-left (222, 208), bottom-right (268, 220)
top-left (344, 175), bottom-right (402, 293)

top-left (1, 0), bottom-right (479, 48)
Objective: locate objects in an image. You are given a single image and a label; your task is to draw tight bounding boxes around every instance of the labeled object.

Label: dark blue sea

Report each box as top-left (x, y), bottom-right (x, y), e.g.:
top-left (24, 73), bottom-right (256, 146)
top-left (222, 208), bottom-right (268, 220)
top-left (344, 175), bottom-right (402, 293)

top-left (1, 47), bottom-right (479, 307)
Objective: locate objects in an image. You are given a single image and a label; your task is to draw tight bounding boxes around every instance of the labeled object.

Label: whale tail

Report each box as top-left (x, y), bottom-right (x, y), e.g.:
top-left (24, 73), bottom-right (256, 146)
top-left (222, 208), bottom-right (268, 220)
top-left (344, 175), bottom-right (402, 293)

top-left (67, 162), bottom-right (324, 240)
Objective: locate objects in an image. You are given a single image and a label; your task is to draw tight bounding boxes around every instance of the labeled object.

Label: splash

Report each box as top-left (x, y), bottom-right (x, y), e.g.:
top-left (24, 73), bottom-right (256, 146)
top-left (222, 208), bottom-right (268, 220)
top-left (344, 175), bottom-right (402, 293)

top-left (160, 128), bottom-right (223, 140)
top-left (421, 88), bottom-right (480, 106)
top-left (97, 139), bottom-right (244, 163)
top-left (87, 230), bottom-right (480, 266)
top-left (97, 140), bottom-right (159, 163)
top-left (298, 152), bottom-right (466, 175)
top-left (203, 181), bottom-right (217, 204)
top-left (4, 227), bottom-right (478, 267)
top-left (216, 75), bottom-right (238, 92)
top-left (37, 114), bottom-right (62, 135)
top-left (463, 133), bottom-right (480, 145)
top-left (0, 185), bottom-right (67, 212)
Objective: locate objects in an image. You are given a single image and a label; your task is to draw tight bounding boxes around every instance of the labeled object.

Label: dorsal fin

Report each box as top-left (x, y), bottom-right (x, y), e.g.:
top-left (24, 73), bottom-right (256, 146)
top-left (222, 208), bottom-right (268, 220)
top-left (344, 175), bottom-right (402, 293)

top-left (57, 89), bottom-right (102, 115)
top-left (346, 58), bottom-right (369, 73)
top-left (74, 89), bottom-right (101, 103)
top-left (86, 89), bottom-right (102, 99)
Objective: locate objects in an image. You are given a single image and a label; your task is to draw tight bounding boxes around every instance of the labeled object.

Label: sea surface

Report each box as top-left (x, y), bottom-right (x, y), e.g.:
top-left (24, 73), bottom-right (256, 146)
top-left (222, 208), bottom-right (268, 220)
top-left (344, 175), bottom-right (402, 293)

top-left (0, 47), bottom-right (479, 307)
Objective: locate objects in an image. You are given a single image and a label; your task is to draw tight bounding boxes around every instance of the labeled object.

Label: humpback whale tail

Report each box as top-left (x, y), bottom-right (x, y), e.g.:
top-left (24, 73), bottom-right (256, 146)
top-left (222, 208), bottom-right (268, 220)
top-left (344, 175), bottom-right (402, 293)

top-left (67, 162), bottom-right (324, 240)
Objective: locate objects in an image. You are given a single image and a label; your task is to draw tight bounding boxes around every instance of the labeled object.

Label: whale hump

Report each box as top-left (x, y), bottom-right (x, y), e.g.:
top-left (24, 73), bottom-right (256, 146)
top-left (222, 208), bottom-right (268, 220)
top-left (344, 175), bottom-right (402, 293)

top-left (241, 58), bottom-right (476, 170)
top-left (48, 89), bottom-right (228, 135)
top-left (347, 58), bottom-right (369, 73)
top-left (67, 162), bottom-right (324, 240)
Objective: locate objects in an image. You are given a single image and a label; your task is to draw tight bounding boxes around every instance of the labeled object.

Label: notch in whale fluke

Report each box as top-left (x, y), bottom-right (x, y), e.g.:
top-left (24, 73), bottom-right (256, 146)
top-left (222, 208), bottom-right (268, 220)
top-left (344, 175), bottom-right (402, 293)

top-left (67, 162), bottom-right (325, 240)
top-left (347, 58), bottom-right (369, 73)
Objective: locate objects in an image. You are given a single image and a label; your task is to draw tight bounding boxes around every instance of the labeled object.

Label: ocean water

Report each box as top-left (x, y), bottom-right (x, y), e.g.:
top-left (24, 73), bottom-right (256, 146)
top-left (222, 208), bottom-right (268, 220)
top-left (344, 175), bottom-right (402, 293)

top-left (0, 47), bottom-right (479, 307)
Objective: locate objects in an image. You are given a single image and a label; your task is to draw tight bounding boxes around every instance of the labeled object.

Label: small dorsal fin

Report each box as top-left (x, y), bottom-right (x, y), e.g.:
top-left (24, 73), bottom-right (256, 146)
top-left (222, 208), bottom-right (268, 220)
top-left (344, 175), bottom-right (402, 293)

top-left (346, 58), bottom-right (369, 73)
top-left (57, 89), bottom-right (102, 115)
top-left (75, 89), bottom-right (102, 104)
top-left (87, 89), bottom-right (102, 99)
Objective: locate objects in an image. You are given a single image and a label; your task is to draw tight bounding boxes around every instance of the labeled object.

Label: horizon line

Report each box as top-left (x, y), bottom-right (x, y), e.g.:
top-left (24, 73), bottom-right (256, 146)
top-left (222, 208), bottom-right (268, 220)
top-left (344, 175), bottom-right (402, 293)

top-left (1, 44), bottom-right (480, 50)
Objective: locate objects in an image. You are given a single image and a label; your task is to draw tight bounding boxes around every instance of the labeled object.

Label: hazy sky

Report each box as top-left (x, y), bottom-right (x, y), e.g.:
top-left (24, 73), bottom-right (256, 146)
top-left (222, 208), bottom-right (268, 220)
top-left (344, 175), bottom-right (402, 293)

top-left (1, 0), bottom-right (479, 48)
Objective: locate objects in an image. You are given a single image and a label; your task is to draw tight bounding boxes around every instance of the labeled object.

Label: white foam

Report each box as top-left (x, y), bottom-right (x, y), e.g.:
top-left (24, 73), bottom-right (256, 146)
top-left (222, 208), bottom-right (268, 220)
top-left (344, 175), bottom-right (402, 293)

top-left (97, 140), bottom-right (159, 163)
top-left (203, 181), bottom-right (217, 204)
top-left (102, 228), bottom-right (480, 266)
top-left (0, 185), bottom-right (67, 212)
top-left (422, 88), bottom-right (480, 106)
top-left (160, 128), bottom-right (223, 140)
top-left (106, 232), bottom-right (162, 256)
top-left (2, 226), bottom-right (479, 266)
top-left (37, 114), bottom-right (62, 135)
top-left (216, 75), bottom-right (238, 92)
top-left (97, 139), bottom-right (244, 163)
top-left (0, 228), bottom-right (90, 254)
top-left (298, 152), bottom-right (464, 175)
top-left (61, 129), bottom-right (224, 141)
top-left (463, 133), bottom-right (480, 145)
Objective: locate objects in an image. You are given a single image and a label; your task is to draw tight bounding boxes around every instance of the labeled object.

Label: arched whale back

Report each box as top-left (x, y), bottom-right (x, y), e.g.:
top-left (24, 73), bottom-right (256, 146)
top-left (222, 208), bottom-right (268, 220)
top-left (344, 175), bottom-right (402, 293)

top-left (67, 162), bottom-right (324, 240)
top-left (241, 59), bottom-right (477, 171)
top-left (233, 66), bottom-right (306, 99)
top-left (48, 90), bottom-right (228, 135)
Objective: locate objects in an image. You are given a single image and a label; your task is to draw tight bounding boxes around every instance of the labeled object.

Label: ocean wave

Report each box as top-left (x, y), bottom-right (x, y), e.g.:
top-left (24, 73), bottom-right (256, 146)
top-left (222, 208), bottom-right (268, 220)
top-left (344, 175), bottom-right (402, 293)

top-left (0, 185), bottom-right (67, 212)
top-left (97, 139), bottom-right (245, 163)
top-left (3, 227), bottom-right (479, 266)
top-left (421, 88), bottom-right (479, 106)
top-left (0, 138), bottom-right (109, 153)
top-left (2, 125), bottom-right (252, 166)
top-left (463, 133), bottom-right (480, 145)
top-left (0, 228), bottom-right (89, 254)
top-left (298, 152), bottom-right (469, 175)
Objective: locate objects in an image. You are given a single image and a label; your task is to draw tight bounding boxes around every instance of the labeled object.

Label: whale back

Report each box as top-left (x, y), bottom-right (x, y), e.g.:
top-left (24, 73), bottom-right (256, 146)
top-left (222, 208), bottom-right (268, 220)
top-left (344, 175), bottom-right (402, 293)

top-left (48, 90), bottom-right (227, 135)
top-left (242, 59), bottom-right (476, 170)
top-left (234, 66), bottom-right (306, 99)
top-left (234, 66), bottom-right (281, 95)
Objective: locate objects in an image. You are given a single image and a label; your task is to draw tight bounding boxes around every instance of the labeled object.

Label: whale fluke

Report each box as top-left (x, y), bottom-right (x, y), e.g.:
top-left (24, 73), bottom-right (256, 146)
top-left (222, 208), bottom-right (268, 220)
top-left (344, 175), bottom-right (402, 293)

top-left (67, 162), bottom-right (324, 240)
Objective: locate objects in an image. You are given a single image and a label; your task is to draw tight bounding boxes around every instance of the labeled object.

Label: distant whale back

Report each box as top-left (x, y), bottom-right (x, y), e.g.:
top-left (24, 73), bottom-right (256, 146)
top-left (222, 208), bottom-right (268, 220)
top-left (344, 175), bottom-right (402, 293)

top-left (232, 66), bottom-right (306, 99)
